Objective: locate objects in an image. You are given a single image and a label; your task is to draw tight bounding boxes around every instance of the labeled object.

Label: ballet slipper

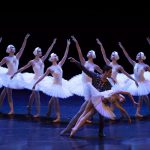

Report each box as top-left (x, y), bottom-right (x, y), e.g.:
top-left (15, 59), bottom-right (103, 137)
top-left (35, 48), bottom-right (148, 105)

top-left (33, 114), bottom-right (40, 118)
top-left (53, 118), bottom-right (61, 123)
top-left (8, 111), bottom-right (14, 115)
top-left (85, 120), bottom-right (92, 124)
top-left (135, 113), bottom-right (143, 118)
top-left (70, 128), bottom-right (77, 138)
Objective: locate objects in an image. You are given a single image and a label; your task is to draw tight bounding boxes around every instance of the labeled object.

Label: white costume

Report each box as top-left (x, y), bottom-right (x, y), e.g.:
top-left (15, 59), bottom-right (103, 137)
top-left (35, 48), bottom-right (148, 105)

top-left (0, 56), bottom-right (24, 89)
top-left (21, 58), bottom-right (52, 91)
top-left (40, 64), bottom-right (73, 98)
top-left (84, 82), bottom-right (116, 119)
top-left (69, 61), bottom-right (97, 100)
top-left (125, 63), bottom-right (150, 96)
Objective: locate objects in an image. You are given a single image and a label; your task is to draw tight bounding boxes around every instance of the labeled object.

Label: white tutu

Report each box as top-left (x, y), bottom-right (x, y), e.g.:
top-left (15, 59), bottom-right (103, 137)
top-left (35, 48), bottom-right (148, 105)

top-left (95, 100), bottom-right (116, 119)
top-left (40, 77), bottom-right (73, 98)
top-left (108, 73), bottom-right (132, 91)
top-left (144, 71), bottom-right (150, 81)
top-left (0, 67), bottom-right (25, 89)
top-left (0, 66), bottom-right (8, 88)
top-left (85, 82), bottom-right (116, 119)
top-left (21, 72), bottom-right (52, 91)
top-left (125, 80), bottom-right (150, 96)
top-left (68, 74), bottom-right (84, 97)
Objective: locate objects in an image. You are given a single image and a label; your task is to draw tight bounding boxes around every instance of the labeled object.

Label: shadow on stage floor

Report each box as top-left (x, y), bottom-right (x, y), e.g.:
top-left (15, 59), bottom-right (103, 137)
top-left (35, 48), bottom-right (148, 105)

top-left (0, 89), bottom-right (150, 150)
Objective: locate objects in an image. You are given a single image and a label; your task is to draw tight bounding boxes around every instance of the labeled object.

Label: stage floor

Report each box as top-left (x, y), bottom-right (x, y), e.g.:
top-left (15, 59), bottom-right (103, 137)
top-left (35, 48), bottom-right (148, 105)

top-left (0, 89), bottom-right (150, 150)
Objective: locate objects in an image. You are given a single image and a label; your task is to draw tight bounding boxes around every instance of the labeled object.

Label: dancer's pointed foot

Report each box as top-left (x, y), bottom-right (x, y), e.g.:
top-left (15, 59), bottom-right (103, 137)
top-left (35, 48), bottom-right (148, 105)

top-left (70, 128), bottom-right (77, 138)
top-left (33, 114), bottom-right (40, 118)
top-left (53, 118), bottom-right (60, 123)
top-left (8, 111), bottom-right (14, 115)
top-left (135, 113), bottom-right (143, 118)
top-left (85, 119), bottom-right (92, 124)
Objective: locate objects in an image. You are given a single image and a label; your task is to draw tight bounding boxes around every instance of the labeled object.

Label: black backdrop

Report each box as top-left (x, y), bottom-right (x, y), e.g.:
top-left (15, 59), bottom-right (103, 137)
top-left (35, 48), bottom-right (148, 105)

top-left (0, 7), bottom-right (150, 79)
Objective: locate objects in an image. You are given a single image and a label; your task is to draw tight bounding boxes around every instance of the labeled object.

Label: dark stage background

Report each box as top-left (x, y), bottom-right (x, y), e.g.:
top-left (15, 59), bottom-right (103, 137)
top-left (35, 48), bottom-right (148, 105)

top-left (0, 7), bottom-right (150, 79)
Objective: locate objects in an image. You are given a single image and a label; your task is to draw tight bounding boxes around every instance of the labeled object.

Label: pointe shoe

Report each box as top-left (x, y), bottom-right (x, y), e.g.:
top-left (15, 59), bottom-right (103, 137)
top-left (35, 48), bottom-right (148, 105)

top-left (70, 128), bottom-right (77, 138)
top-left (8, 111), bottom-right (14, 115)
top-left (33, 114), bottom-right (40, 118)
top-left (53, 118), bottom-right (61, 123)
top-left (135, 113), bottom-right (143, 118)
top-left (85, 120), bottom-right (92, 124)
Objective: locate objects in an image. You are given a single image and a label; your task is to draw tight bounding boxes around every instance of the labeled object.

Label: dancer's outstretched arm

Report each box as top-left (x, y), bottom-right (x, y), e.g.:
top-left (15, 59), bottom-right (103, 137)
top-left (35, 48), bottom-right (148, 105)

top-left (118, 42), bottom-right (136, 66)
top-left (59, 39), bottom-right (71, 66)
top-left (41, 38), bottom-right (57, 62)
top-left (16, 33), bottom-right (30, 60)
top-left (119, 66), bottom-right (138, 87)
top-left (11, 61), bottom-right (33, 79)
top-left (96, 38), bottom-right (110, 65)
top-left (68, 57), bottom-right (97, 79)
top-left (32, 68), bottom-right (52, 90)
top-left (71, 35), bottom-right (85, 65)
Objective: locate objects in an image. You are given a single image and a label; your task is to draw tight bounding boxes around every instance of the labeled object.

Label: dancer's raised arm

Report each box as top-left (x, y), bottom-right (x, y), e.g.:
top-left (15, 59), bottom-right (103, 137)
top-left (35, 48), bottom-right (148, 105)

top-left (146, 37), bottom-right (150, 45)
top-left (119, 66), bottom-right (138, 87)
top-left (118, 42), bottom-right (135, 66)
top-left (11, 61), bottom-right (33, 79)
top-left (41, 38), bottom-right (57, 62)
top-left (59, 39), bottom-right (71, 66)
top-left (32, 68), bottom-right (52, 90)
top-left (71, 35), bottom-right (85, 64)
top-left (96, 38), bottom-right (110, 65)
top-left (16, 33), bottom-right (30, 60)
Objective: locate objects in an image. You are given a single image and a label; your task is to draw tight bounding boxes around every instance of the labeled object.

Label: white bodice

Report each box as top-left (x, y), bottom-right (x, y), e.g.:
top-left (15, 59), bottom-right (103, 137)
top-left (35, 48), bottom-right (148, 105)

top-left (134, 63), bottom-right (147, 82)
top-left (50, 65), bottom-right (63, 84)
top-left (32, 59), bottom-right (44, 79)
top-left (6, 56), bottom-right (19, 75)
top-left (82, 61), bottom-right (95, 82)
top-left (110, 63), bottom-right (120, 81)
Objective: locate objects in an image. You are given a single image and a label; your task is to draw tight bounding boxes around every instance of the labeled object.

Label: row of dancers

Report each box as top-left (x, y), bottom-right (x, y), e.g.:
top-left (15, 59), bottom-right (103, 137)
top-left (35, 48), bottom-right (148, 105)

top-left (0, 34), bottom-right (150, 130)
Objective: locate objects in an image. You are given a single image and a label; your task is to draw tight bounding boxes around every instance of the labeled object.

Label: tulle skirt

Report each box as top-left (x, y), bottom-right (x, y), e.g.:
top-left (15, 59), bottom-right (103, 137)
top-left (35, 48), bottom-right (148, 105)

top-left (68, 74), bottom-right (84, 97)
top-left (0, 67), bottom-right (25, 89)
top-left (40, 78), bottom-right (73, 98)
top-left (85, 82), bottom-right (116, 119)
top-left (124, 74), bottom-right (150, 96)
top-left (21, 72), bottom-right (52, 91)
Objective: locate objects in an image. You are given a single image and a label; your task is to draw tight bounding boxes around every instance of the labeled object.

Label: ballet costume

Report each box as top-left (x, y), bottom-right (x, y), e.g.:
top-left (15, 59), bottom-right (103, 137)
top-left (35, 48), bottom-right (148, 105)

top-left (40, 64), bottom-right (73, 98)
top-left (125, 63), bottom-right (150, 96)
top-left (21, 59), bottom-right (52, 91)
top-left (0, 56), bottom-right (25, 89)
top-left (69, 61), bottom-right (96, 99)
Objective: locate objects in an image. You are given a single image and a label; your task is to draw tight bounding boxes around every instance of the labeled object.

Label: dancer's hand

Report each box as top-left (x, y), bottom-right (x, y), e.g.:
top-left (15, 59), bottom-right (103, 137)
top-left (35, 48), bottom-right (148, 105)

top-left (52, 38), bottom-right (57, 44)
top-left (32, 85), bottom-right (36, 90)
top-left (118, 42), bottom-right (124, 48)
top-left (146, 37), bottom-right (150, 45)
top-left (135, 81), bottom-right (139, 87)
top-left (71, 35), bottom-right (77, 43)
top-left (25, 33), bottom-right (30, 39)
top-left (67, 39), bottom-right (71, 45)
top-left (68, 57), bottom-right (77, 63)
top-left (10, 74), bottom-right (15, 79)
top-left (96, 38), bottom-right (102, 46)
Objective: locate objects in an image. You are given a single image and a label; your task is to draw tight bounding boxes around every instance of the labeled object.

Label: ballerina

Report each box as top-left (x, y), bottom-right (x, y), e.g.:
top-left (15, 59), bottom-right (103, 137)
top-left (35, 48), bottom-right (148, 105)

top-left (32, 39), bottom-right (72, 123)
top-left (118, 42), bottom-right (150, 117)
top-left (69, 35), bottom-right (102, 98)
top-left (0, 33), bottom-right (30, 114)
top-left (96, 39), bottom-right (138, 113)
top-left (11, 38), bottom-right (56, 117)
top-left (68, 58), bottom-right (137, 137)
